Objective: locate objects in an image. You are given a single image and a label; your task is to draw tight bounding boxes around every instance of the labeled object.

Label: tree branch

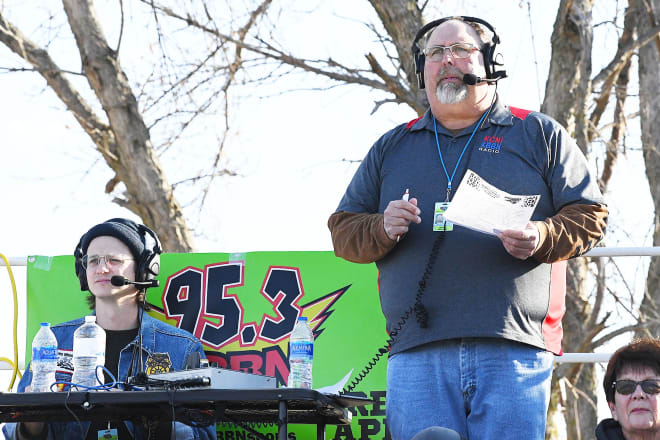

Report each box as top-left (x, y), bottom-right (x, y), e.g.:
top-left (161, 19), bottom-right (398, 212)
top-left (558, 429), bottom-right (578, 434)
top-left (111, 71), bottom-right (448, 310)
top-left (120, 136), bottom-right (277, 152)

top-left (140, 1), bottom-right (410, 108)
top-left (0, 11), bottom-right (115, 153)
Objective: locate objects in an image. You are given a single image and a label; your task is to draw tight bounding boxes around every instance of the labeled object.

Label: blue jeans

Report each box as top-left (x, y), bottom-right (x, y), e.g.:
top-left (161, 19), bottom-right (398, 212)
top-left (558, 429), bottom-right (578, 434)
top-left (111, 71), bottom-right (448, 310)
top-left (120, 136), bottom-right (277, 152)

top-left (386, 338), bottom-right (553, 440)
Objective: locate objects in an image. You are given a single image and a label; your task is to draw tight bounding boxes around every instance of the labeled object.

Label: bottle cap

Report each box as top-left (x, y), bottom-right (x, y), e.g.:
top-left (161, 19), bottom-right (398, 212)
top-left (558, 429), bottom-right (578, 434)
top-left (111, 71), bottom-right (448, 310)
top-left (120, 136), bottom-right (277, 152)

top-left (298, 316), bottom-right (308, 322)
top-left (40, 322), bottom-right (50, 327)
top-left (85, 315), bottom-right (96, 323)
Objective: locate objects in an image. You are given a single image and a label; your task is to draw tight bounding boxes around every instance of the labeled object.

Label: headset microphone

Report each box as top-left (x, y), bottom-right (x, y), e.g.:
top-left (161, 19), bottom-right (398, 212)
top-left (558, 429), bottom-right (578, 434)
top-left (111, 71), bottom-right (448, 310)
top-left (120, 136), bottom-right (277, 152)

top-left (462, 73), bottom-right (500, 85)
top-left (110, 276), bottom-right (160, 289)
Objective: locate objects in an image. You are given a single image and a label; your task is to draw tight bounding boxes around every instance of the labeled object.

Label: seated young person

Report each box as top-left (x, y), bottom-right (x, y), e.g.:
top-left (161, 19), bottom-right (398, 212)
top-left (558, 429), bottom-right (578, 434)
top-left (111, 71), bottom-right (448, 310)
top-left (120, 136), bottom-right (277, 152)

top-left (596, 338), bottom-right (660, 440)
top-left (3, 218), bottom-right (216, 440)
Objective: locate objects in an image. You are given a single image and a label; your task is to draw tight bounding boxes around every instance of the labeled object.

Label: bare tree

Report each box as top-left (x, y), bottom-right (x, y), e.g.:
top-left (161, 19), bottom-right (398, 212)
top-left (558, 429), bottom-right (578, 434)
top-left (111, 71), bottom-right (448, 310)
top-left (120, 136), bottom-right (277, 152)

top-left (2, 1), bottom-right (660, 438)
top-left (542, 2), bottom-right (600, 436)
top-left (542, 0), bottom-right (660, 437)
top-left (0, 0), bottom-right (264, 250)
top-left (635, 0), bottom-right (660, 337)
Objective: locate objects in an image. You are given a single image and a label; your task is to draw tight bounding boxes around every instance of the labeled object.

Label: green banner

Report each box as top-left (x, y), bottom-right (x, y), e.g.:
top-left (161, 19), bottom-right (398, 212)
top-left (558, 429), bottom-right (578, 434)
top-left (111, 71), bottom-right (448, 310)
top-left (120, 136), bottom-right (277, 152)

top-left (27, 252), bottom-right (389, 439)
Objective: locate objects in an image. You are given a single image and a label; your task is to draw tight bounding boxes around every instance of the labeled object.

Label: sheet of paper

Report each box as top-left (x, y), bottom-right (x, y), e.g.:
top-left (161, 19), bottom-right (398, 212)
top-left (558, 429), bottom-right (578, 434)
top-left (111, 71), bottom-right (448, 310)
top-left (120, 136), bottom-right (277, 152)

top-left (315, 369), bottom-right (353, 395)
top-left (443, 170), bottom-right (540, 235)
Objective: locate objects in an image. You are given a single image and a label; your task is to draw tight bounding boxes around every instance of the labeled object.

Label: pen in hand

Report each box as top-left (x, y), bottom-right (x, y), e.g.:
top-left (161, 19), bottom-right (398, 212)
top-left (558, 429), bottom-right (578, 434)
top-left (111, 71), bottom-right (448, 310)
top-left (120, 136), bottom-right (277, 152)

top-left (396, 188), bottom-right (410, 243)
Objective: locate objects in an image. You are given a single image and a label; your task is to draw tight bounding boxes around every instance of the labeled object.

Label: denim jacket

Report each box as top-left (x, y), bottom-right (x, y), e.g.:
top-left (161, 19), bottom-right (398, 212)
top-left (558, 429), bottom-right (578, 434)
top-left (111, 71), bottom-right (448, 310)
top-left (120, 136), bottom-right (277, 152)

top-left (3, 313), bottom-right (216, 439)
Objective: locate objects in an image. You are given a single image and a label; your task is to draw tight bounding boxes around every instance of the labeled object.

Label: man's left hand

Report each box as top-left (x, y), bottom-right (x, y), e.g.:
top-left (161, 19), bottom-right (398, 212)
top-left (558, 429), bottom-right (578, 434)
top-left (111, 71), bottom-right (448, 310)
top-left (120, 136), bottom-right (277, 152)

top-left (496, 223), bottom-right (540, 260)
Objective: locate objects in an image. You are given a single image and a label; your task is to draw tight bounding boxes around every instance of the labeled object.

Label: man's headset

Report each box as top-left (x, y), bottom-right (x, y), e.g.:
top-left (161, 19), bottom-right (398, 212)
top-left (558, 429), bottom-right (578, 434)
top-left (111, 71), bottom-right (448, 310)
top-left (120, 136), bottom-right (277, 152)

top-left (74, 218), bottom-right (162, 291)
top-left (411, 15), bottom-right (507, 89)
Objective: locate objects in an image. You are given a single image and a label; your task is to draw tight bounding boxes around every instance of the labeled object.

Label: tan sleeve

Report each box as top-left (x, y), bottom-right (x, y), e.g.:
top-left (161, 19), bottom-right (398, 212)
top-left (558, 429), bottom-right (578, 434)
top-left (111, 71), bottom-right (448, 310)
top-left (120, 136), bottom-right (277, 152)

top-left (532, 203), bottom-right (608, 263)
top-left (327, 211), bottom-right (397, 264)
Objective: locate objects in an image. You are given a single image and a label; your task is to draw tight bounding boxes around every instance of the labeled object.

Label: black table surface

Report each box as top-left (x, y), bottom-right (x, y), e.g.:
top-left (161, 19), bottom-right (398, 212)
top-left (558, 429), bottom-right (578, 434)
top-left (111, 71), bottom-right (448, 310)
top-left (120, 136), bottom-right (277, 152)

top-left (0, 388), bottom-right (372, 426)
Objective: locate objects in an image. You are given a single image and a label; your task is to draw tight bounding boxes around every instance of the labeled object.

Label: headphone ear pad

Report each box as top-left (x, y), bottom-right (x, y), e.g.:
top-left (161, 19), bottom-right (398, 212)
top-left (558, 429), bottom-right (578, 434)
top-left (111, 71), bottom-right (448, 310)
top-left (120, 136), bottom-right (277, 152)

top-left (74, 239), bottom-right (89, 291)
top-left (135, 225), bottom-right (161, 282)
top-left (481, 43), bottom-right (495, 78)
top-left (147, 253), bottom-right (161, 279)
top-left (136, 251), bottom-right (160, 282)
top-left (414, 53), bottom-right (426, 89)
top-left (415, 52), bottom-right (425, 73)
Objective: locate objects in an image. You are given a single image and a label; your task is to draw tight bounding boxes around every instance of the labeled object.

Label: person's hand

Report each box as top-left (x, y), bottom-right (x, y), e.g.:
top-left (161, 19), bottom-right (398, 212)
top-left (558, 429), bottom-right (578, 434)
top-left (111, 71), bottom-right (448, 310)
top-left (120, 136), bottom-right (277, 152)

top-left (496, 222), bottom-right (539, 259)
top-left (384, 197), bottom-right (421, 241)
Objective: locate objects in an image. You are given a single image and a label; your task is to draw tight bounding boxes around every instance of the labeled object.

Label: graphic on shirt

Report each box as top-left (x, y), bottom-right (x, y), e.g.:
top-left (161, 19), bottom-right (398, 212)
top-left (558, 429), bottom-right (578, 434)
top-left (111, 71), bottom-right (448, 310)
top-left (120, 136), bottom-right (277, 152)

top-left (145, 352), bottom-right (173, 374)
top-left (478, 135), bottom-right (503, 153)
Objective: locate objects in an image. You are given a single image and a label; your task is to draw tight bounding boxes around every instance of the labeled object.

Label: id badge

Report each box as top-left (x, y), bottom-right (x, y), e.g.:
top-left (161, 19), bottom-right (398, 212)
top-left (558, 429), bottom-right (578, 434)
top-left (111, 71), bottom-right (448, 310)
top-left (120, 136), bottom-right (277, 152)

top-left (98, 428), bottom-right (118, 440)
top-left (433, 202), bottom-right (453, 232)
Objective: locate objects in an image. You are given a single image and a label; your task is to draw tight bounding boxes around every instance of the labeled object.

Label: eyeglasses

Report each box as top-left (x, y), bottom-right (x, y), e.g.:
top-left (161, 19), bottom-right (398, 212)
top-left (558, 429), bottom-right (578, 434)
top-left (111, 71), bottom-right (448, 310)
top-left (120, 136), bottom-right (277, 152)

top-left (424, 43), bottom-right (479, 61)
top-left (82, 255), bottom-right (134, 270)
top-left (612, 379), bottom-right (660, 395)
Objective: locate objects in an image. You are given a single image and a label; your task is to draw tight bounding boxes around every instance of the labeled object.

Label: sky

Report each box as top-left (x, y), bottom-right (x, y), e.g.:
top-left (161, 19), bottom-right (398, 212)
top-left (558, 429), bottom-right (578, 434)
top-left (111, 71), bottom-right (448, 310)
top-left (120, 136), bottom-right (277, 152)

top-left (2, 0), bottom-right (566, 256)
top-left (0, 0), bottom-right (655, 431)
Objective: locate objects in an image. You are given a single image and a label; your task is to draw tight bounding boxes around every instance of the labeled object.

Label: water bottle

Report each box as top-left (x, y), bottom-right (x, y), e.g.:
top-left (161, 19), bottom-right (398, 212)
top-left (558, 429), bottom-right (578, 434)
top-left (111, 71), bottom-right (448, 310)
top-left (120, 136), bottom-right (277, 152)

top-left (71, 316), bottom-right (106, 388)
top-left (30, 322), bottom-right (58, 392)
top-left (287, 316), bottom-right (314, 389)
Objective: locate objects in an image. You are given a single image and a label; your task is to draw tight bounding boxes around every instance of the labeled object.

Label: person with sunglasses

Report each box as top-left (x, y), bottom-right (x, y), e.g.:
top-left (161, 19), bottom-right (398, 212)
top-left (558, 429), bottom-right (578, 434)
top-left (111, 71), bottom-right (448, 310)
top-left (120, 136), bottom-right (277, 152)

top-left (597, 338), bottom-right (660, 439)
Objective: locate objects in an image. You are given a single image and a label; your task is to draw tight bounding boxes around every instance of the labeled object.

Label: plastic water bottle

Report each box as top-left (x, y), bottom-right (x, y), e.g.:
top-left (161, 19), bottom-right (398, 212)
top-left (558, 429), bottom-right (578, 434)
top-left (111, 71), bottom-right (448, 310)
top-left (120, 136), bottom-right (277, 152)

top-left (31, 322), bottom-right (58, 392)
top-left (71, 316), bottom-right (106, 388)
top-left (287, 316), bottom-right (313, 389)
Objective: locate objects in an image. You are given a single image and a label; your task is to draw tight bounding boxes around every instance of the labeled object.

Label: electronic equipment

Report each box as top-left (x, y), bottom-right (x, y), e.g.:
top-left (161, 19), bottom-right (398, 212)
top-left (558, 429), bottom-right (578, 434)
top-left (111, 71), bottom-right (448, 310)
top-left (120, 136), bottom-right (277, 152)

top-left (411, 15), bottom-right (507, 89)
top-left (145, 367), bottom-right (277, 390)
top-left (110, 275), bottom-right (159, 289)
top-left (74, 218), bottom-right (162, 291)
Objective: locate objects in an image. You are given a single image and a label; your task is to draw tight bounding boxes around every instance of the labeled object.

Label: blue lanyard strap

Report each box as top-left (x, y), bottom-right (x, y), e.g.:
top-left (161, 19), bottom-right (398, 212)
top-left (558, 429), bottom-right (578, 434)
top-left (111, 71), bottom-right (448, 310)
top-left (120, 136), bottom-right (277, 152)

top-left (433, 110), bottom-right (489, 201)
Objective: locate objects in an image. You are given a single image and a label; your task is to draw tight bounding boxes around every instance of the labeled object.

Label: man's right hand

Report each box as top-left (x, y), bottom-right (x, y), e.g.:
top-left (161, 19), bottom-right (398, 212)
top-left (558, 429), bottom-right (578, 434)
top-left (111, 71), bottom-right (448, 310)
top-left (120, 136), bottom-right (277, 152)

top-left (383, 197), bottom-right (421, 241)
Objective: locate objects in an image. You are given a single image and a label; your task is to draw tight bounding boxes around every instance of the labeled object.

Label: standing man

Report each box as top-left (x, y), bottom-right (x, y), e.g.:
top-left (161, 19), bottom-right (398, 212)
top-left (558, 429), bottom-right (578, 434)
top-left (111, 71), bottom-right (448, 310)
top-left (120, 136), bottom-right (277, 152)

top-left (328, 16), bottom-right (607, 440)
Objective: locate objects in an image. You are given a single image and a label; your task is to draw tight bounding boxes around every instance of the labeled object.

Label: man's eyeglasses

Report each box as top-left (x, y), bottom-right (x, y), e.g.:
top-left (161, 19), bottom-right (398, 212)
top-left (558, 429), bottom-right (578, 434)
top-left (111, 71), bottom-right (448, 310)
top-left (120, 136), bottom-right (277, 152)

top-left (82, 255), bottom-right (134, 270)
top-left (424, 43), bottom-right (479, 61)
top-left (612, 379), bottom-right (660, 395)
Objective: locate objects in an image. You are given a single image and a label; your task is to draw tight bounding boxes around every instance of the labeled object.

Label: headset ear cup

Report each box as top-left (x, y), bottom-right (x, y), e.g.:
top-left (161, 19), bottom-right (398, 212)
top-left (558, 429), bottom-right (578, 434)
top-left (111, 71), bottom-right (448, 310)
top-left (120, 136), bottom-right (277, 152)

top-left (74, 238), bottom-right (89, 291)
top-left (479, 44), bottom-right (492, 79)
top-left (136, 251), bottom-right (160, 282)
top-left (135, 224), bottom-right (162, 282)
top-left (415, 53), bottom-right (426, 89)
top-left (148, 254), bottom-right (161, 279)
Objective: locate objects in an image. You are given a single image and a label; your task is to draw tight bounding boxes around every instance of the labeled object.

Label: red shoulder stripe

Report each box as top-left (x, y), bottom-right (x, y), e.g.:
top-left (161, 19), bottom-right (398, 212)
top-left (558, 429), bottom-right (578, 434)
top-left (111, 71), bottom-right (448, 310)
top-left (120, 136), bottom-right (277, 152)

top-left (406, 117), bottom-right (422, 130)
top-left (509, 106), bottom-right (532, 120)
top-left (542, 261), bottom-right (567, 355)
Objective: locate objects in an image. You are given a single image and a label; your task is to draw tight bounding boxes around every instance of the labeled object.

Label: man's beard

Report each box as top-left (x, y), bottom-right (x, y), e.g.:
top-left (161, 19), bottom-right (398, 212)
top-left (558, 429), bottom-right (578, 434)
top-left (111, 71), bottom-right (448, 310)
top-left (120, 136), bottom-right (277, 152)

top-left (435, 68), bottom-right (468, 104)
top-left (436, 82), bottom-right (468, 104)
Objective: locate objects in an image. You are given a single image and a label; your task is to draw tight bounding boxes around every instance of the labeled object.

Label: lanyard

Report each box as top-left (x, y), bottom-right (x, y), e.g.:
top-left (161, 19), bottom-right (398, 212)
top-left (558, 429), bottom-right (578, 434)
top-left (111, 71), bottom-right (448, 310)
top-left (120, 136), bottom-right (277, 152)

top-left (433, 110), bottom-right (488, 201)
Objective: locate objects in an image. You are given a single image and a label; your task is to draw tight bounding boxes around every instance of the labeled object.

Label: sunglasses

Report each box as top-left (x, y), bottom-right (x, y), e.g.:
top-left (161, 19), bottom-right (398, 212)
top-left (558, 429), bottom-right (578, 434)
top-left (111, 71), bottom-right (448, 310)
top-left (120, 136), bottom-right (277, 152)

top-left (612, 379), bottom-right (660, 395)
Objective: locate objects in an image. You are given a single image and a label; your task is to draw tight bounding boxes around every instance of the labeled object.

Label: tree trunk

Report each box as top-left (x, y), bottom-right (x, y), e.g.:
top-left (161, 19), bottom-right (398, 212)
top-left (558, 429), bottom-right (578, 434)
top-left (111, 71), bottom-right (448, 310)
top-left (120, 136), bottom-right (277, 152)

top-left (635, 0), bottom-right (660, 338)
top-left (541, 0), bottom-right (593, 153)
top-left (367, 0), bottom-right (427, 114)
top-left (556, 260), bottom-right (598, 440)
top-left (541, 1), bottom-right (596, 439)
top-left (61, 0), bottom-right (193, 251)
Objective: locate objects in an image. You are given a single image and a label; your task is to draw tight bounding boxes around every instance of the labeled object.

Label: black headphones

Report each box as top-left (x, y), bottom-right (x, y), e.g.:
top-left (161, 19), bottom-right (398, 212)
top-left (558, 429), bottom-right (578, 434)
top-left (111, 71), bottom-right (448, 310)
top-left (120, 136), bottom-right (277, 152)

top-left (74, 218), bottom-right (162, 291)
top-left (411, 15), bottom-right (507, 89)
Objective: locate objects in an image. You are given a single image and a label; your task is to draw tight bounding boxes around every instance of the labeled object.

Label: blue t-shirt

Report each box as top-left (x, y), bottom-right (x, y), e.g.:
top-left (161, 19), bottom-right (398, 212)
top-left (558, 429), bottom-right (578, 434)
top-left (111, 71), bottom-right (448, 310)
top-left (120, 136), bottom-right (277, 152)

top-left (336, 99), bottom-right (604, 355)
